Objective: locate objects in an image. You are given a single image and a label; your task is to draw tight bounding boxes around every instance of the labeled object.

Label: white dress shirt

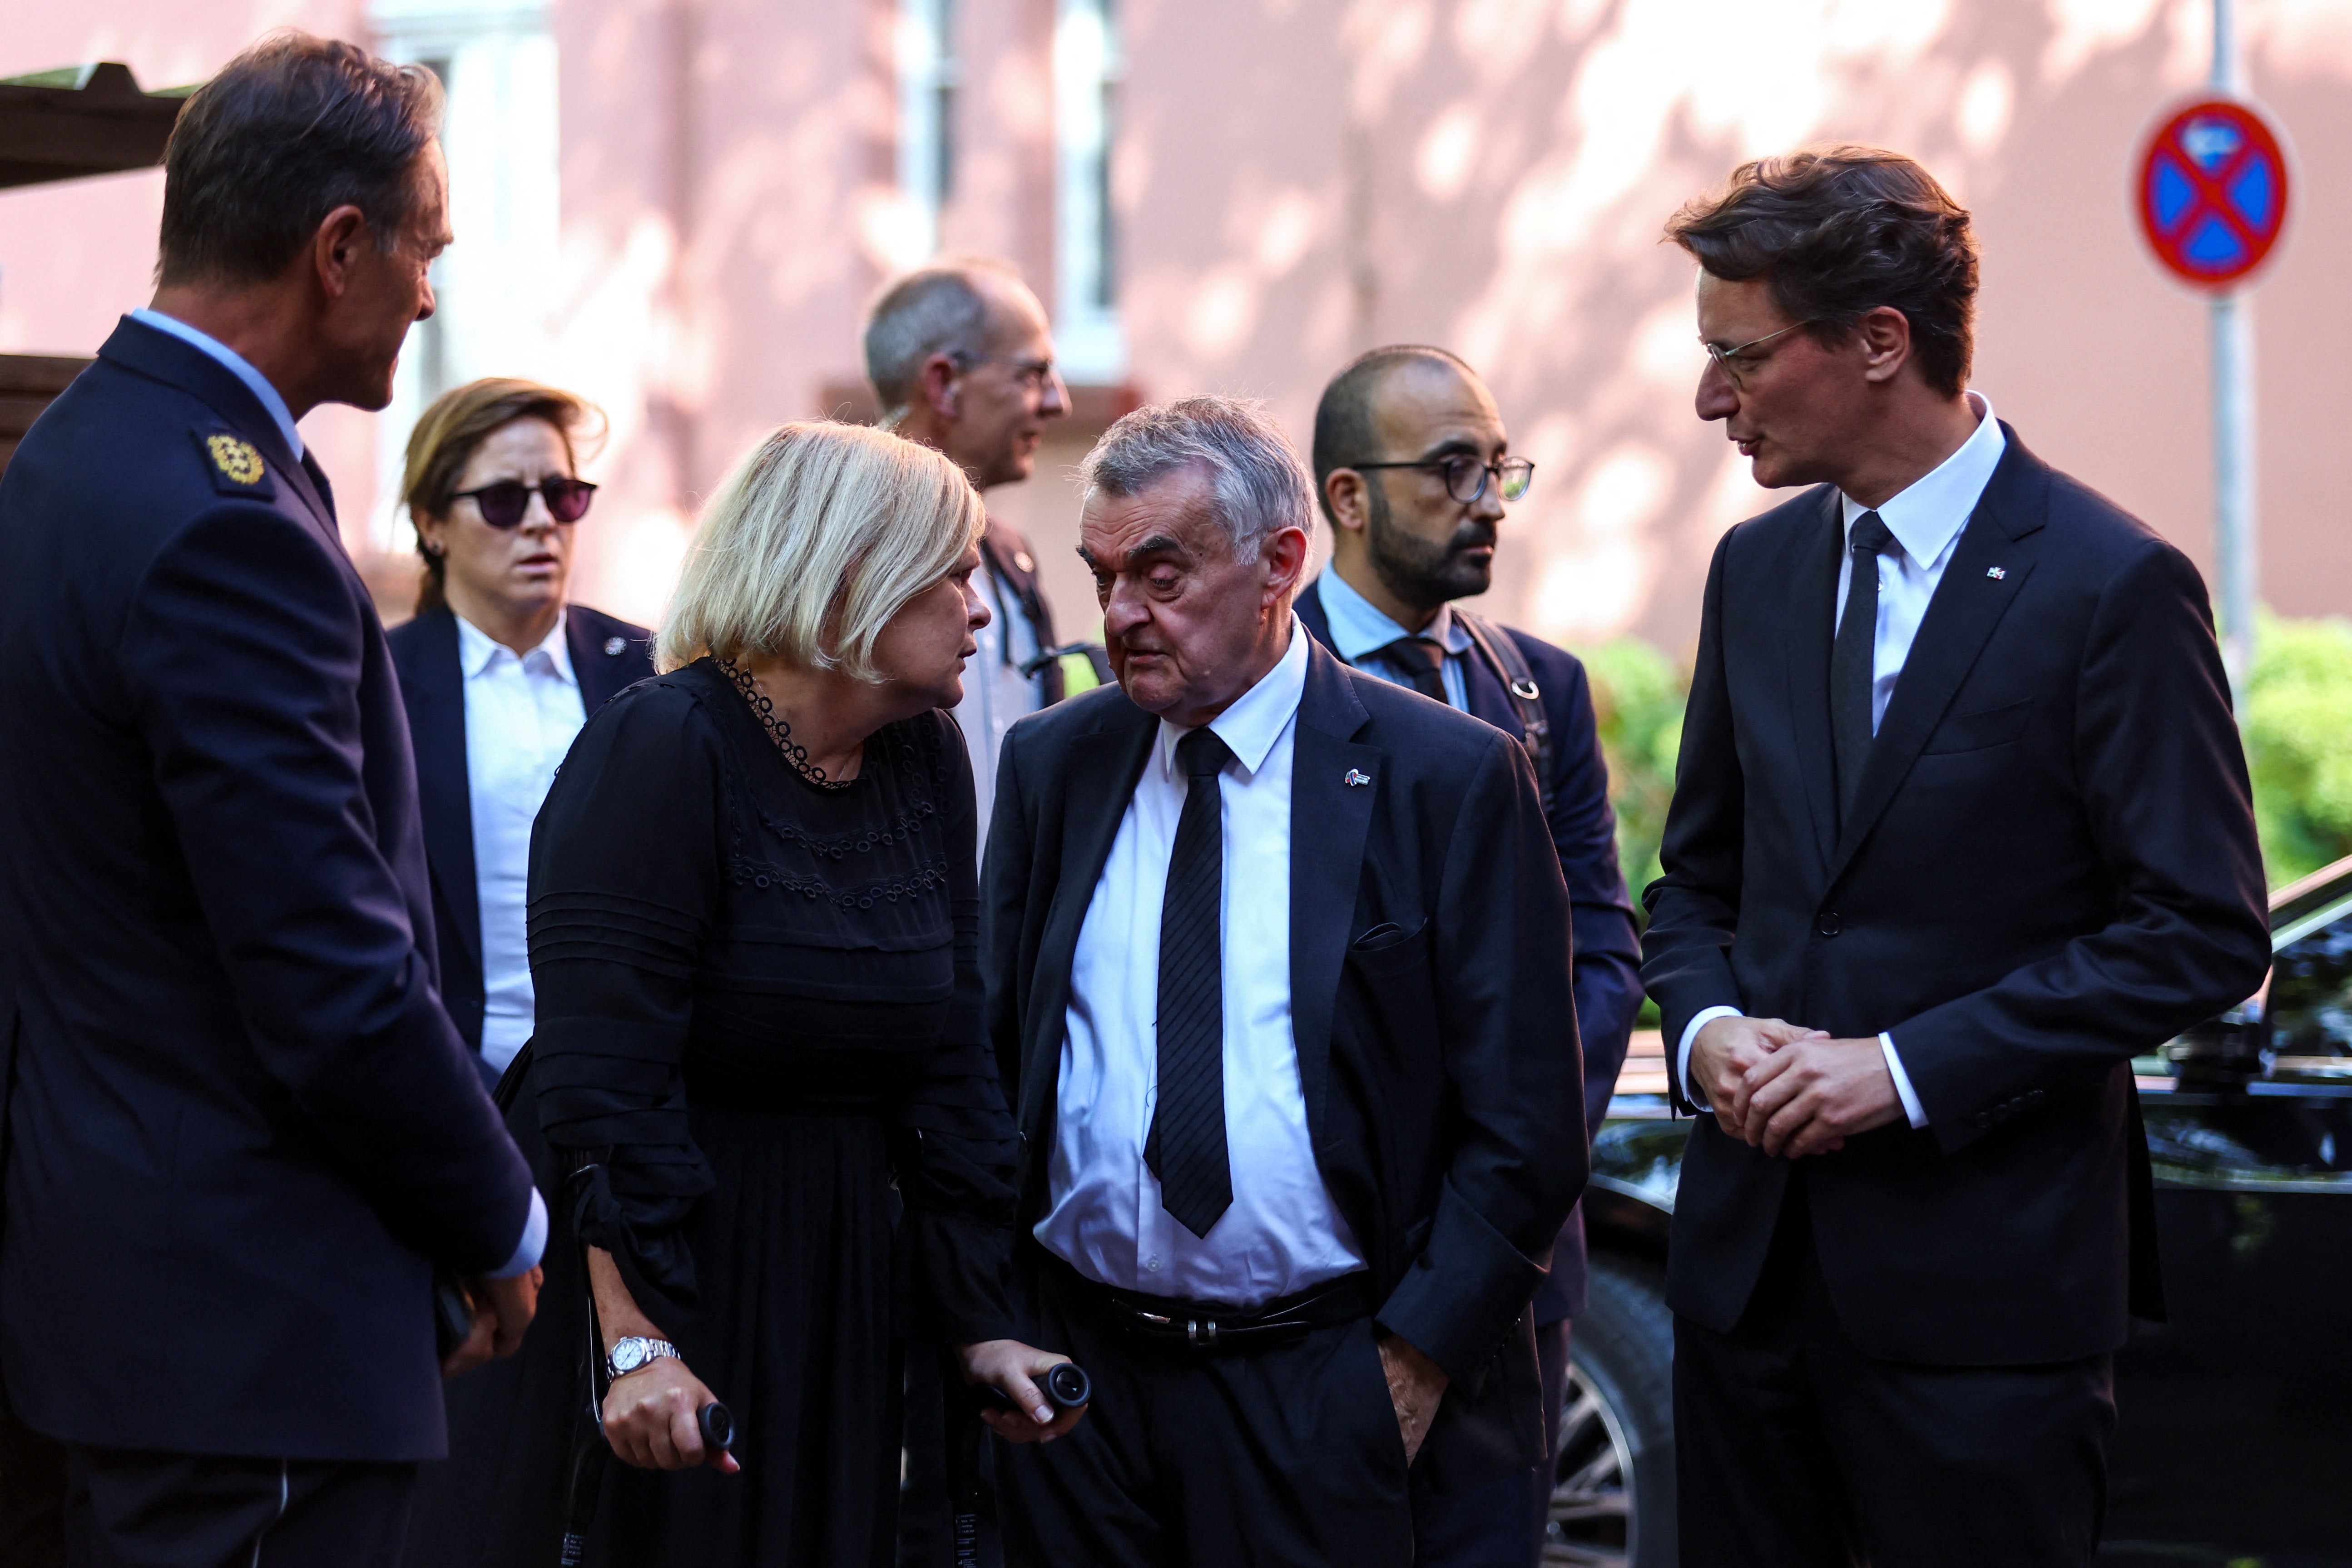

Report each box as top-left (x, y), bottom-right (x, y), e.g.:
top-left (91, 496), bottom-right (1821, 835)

top-left (1679, 392), bottom-right (2008, 1131)
top-left (1312, 569), bottom-right (1473, 710)
top-left (129, 308), bottom-right (304, 460)
top-left (954, 556), bottom-right (1046, 847)
top-left (457, 613), bottom-right (589, 1074)
top-left (1035, 624), bottom-right (1365, 1307)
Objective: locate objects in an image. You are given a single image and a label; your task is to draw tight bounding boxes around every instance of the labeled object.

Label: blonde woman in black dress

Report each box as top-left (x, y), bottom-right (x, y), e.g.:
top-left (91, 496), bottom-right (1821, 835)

top-left (411, 422), bottom-right (1081, 1566)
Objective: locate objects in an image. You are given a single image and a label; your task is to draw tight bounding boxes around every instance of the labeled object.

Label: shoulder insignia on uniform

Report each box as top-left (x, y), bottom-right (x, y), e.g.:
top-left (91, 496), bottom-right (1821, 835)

top-left (191, 426), bottom-right (275, 499)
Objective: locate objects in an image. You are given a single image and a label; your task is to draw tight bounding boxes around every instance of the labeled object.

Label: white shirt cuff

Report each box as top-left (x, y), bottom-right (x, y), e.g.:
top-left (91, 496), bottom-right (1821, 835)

top-left (486, 1188), bottom-right (548, 1279)
top-left (1676, 1006), bottom-right (1746, 1109)
top-left (1880, 1033), bottom-right (1928, 1129)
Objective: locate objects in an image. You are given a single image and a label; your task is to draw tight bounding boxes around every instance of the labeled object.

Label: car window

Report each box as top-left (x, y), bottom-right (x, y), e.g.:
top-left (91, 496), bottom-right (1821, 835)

top-left (2269, 907), bottom-right (2352, 1057)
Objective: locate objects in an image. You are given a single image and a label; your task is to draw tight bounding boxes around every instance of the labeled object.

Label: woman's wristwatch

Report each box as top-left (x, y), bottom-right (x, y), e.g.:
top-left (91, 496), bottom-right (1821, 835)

top-left (605, 1336), bottom-right (680, 1382)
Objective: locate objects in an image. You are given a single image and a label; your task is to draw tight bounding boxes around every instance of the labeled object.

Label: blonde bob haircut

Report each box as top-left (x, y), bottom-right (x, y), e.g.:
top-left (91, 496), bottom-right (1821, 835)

top-left (658, 421), bottom-right (984, 680)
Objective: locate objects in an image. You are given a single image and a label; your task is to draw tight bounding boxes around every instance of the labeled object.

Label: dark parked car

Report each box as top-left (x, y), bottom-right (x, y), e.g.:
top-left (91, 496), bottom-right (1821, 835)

top-left (1548, 855), bottom-right (2352, 1568)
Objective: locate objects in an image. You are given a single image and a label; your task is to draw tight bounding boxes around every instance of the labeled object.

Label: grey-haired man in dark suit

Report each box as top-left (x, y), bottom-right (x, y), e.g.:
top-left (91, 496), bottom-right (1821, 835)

top-left (985, 395), bottom-right (1587, 1567)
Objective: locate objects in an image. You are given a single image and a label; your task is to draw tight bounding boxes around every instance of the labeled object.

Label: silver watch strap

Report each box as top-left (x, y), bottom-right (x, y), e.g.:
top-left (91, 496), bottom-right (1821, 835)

top-left (604, 1335), bottom-right (680, 1381)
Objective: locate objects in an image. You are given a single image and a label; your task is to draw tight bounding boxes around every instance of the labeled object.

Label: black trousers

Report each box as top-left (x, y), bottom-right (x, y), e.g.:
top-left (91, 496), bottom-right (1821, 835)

top-left (1409, 1317), bottom-right (1569, 1568)
top-left (0, 1402), bottom-right (67, 1567)
top-left (59, 1446), bottom-right (414, 1568)
top-left (1675, 1183), bottom-right (2116, 1568)
top-left (997, 1268), bottom-right (1412, 1568)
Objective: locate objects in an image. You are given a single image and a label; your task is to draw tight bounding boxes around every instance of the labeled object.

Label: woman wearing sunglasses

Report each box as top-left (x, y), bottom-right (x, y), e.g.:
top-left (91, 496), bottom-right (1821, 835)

top-left (385, 378), bottom-right (655, 1084)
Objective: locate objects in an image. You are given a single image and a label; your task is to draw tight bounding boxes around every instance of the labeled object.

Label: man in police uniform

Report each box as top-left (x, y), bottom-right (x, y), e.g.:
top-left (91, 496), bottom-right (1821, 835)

top-left (864, 256), bottom-right (1074, 843)
top-left (0, 35), bottom-right (540, 1566)
top-left (1301, 345), bottom-right (1644, 1567)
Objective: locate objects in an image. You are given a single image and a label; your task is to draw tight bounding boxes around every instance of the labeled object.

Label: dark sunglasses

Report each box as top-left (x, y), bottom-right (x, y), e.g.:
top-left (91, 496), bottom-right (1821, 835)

top-left (451, 477), bottom-right (598, 528)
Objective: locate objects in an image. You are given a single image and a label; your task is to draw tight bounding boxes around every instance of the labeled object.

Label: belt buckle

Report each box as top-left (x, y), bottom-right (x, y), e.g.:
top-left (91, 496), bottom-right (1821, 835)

top-left (1184, 1316), bottom-right (1220, 1349)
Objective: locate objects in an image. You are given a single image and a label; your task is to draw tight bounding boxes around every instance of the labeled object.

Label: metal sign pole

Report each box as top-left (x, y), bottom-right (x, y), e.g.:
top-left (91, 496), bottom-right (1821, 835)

top-left (2211, 0), bottom-right (2258, 709)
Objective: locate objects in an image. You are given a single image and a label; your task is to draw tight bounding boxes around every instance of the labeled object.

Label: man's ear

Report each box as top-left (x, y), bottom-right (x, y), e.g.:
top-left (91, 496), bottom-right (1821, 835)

top-left (310, 203), bottom-right (372, 302)
top-left (1857, 306), bottom-right (1914, 386)
top-left (1260, 524), bottom-right (1311, 604)
top-left (1323, 470), bottom-right (1370, 535)
top-left (918, 353), bottom-right (963, 421)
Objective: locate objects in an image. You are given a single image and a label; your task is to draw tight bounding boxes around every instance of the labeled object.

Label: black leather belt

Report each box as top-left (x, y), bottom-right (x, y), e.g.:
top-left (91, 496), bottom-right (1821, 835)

top-left (1045, 1253), bottom-right (1376, 1351)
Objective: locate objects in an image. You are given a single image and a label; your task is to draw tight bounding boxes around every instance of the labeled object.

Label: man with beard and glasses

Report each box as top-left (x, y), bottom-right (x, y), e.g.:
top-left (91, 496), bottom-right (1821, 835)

top-left (1298, 345), bottom-right (1642, 1568)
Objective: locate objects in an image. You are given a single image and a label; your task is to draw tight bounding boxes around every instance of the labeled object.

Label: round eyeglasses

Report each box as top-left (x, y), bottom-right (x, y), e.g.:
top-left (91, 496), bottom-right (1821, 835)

top-left (1702, 319), bottom-right (1820, 388)
top-left (450, 477), bottom-right (598, 528)
top-left (1346, 455), bottom-right (1535, 505)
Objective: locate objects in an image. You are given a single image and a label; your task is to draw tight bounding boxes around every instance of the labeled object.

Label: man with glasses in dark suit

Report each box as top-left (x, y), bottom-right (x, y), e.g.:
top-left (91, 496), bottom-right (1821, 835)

top-left (1299, 346), bottom-right (1643, 1567)
top-left (1645, 147), bottom-right (2268, 1567)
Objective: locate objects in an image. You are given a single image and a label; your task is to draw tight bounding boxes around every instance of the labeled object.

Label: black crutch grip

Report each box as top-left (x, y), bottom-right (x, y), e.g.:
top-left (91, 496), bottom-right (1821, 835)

top-left (697, 1400), bottom-right (734, 1454)
top-left (974, 1361), bottom-right (1091, 1413)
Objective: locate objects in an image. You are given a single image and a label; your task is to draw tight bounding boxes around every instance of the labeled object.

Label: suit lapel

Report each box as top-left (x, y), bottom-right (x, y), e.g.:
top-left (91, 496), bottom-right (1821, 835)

top-left (1294, 578), bottom-right (1336, 651)
top-left (567, 611), bottom-right (639, 711)
top-left (1020, 708), bottom-right (1158, 1132)
top-left (1456, 652), bottom-right (1522, 739)
top-left (1783, 488), bottom-right (1844, 872)
top-left (406, 609), bottom-right (482, 969)
top-left (1289, 643), bottom-right (1377, 1140)
top-left (1829, 430), bottom-right (2049, 880)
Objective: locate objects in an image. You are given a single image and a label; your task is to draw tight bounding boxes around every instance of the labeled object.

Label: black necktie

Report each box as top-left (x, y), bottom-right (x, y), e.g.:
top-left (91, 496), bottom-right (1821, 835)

top-left (1830, 511), bottom-right (1895, 820)
top-left (1147, 727), bottom-right (1235, 1239)
top-left (1375, 635), bottom-right (1449, 703)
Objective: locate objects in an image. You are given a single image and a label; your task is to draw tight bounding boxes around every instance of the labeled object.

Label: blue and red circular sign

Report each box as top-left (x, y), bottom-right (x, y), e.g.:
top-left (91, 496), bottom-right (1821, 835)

top-left (2136, 98), bottom-right (2291, 290)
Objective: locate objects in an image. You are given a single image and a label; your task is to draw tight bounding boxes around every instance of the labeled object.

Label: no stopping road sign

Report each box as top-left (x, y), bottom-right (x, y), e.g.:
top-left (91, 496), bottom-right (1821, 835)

top-left (2136, 98), bottom-right (2290, 291)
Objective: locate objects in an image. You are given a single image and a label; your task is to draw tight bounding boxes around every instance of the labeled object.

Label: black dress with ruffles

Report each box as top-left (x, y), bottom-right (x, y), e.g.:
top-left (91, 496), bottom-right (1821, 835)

top-left (404, 658), bottom-right (1019, 1568)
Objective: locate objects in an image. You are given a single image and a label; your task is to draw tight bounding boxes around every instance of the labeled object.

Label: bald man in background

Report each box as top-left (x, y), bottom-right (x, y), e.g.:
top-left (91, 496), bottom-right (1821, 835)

top-left (865, 256), bottom-right (1074, 844)
top-left (1300, 346), bottom-right (1643, 1568)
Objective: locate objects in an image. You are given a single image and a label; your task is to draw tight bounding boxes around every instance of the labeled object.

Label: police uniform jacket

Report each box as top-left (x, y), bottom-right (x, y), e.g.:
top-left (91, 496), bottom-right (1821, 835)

top-left (0, 316), bottom-right (535, 1461)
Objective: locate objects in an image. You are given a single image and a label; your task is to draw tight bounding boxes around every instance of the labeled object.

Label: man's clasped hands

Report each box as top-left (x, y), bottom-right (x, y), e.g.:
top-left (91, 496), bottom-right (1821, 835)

top-left (1688, 1016), bottom-right (1910, 1159)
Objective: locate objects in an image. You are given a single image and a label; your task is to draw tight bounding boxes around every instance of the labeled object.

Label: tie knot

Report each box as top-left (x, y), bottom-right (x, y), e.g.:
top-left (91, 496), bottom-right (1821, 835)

top-left (1850, 510), bottom-right (1894, 556)
top-left (1176, 727), bottom-right (1233, 780)
top-left (1376, 635), bottom-right (1446, 676)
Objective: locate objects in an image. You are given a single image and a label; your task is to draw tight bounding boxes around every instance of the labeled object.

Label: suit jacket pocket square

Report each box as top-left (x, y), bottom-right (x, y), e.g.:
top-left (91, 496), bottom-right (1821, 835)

top-left (1921, 697), bottom-right (2034, 756)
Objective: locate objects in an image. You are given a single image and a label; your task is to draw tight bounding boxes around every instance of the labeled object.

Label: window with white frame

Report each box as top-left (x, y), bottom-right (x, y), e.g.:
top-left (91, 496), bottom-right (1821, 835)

top-left (898, 0), bottom-right (958, 259)
top-left (1055, 0), bottom-right (1124, 381)
top-left (367, 0), bottom-right (560, 555)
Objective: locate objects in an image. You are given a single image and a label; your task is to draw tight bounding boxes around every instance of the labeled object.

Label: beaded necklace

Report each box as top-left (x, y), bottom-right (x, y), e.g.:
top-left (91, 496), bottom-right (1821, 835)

top-left (718, 657), bottom-right (855, 791)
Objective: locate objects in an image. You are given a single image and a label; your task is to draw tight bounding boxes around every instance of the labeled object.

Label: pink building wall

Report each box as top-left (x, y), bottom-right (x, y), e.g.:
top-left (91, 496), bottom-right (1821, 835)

top-left (4, 0), bottom-right (2347, 651)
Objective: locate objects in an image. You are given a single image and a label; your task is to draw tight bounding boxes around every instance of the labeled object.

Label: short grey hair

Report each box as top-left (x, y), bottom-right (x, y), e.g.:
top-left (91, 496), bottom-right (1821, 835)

top-left (1079, 396), bottom-right (1317, 560)
top-left (862, 254), bottom-right (1026, 415)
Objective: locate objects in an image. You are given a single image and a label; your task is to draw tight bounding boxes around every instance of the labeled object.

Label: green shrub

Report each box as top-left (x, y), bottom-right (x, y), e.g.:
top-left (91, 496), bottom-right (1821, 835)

top-left (1575, 637), bottom-right (1685, 920)
top-left (1580, 611), bottom-right (2352, 913)
top-left (2244, 612), bottom-right (2352, 887)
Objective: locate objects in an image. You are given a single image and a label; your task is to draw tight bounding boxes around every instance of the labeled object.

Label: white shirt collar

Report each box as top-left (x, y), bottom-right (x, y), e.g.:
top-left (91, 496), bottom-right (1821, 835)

top-left (1313, 568), bottom-right (1471, 664)
top-left (456, 608), bottom-right (576, 685)
top-left (1839, 391), bottom-right (2007, 565)
top-left (1155, 617), bottom-right (1312, 782)
top-left (129, 308), bottom-right (305, 461)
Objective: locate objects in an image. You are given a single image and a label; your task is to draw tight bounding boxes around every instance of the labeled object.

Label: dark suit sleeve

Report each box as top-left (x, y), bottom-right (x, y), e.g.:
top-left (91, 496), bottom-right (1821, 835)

top-left (1895, 541), bottom-right (2271, 1153)
top-left (1374, 731), bottom-right (1587, 1386)
top-left (896, 715), bottom-right (1020, 1344)
top-left (1638, 529), bottom-right (1746, 1114)
top-left (1538, 648), bottom-right (1643, 1130)
top-left (980, 716), bottom-right (1035, 1106)
top-left (528, 683), bottom-right (723, 1327)
top-left (117, 502), bottom-right (532, 1275)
